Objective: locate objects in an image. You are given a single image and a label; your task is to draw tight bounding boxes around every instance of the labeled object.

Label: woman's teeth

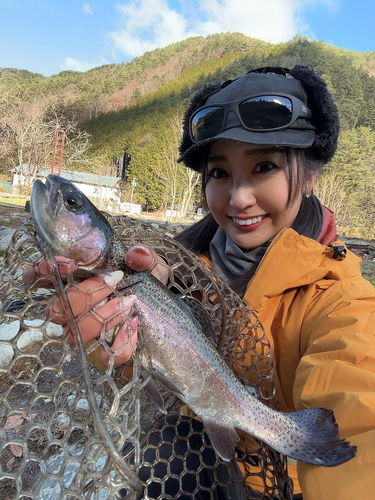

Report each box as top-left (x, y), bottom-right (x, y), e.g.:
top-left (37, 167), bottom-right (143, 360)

top-left (232, 215), bottom-right (264, 226)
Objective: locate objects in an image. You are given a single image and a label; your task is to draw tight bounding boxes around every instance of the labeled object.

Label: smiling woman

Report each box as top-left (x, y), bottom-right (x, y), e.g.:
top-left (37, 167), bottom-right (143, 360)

top-left (43, 64), bottom-right (375, 500)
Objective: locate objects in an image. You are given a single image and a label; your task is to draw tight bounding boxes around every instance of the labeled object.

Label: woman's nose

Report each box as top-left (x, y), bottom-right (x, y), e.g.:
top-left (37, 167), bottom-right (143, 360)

top-left (229, 184), bottom-right (256, 210)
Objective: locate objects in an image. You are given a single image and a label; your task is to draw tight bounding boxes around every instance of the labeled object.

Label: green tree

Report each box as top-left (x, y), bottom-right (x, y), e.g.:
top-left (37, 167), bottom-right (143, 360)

top-left (315, 127), bottom-right (375, 237)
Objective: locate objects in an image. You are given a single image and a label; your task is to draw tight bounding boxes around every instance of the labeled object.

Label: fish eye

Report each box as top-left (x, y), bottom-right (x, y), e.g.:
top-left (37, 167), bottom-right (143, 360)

top-left (64, 193), bottom-right (84, 210)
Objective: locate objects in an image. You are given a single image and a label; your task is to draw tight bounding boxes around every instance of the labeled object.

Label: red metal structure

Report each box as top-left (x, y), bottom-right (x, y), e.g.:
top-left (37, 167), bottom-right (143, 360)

top-left (51, 129), bottom-right (66, 175)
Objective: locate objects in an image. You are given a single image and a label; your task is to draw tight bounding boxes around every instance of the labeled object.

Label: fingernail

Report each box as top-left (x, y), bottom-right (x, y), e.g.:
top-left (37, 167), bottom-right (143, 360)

top-left (135, 245), bottom-right (152, 256)
top-left (129, 316), bottom-right (139, 329)
top-left (121, 294), bottom-right (137, 309)
top-left (102, 270), bottom-right (124, 287)
top-left (125, 245), bottom-right (152, 266)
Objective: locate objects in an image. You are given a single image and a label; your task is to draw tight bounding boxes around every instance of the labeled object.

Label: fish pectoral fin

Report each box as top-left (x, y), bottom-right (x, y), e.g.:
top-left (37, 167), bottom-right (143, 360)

top-left (143, 377), bottom-right (167, 414)
top-left (202, 419), bottom-right (240, 462)
top-left (154, 370), bottom-right (184, 396)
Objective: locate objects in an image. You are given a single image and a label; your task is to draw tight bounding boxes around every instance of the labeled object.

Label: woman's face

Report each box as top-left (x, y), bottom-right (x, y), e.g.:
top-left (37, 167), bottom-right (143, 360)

top-left (205, 140), bottom-right (315, 250)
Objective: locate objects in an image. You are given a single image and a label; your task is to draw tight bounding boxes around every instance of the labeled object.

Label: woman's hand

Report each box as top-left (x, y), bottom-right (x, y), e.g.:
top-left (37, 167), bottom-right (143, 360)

top-left (53, 271), bottom-right (138, 367)
top-left (23, 244), bottom-right (169, 367)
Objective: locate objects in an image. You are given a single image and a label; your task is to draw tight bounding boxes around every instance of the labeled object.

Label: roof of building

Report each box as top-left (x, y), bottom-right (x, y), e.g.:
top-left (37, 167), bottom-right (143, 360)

top-left (13, 165), bottom-right (120, 188)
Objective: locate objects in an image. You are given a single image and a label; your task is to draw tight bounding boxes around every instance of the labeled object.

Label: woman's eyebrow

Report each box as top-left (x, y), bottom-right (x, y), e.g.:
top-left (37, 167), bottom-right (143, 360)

top-left (243, 147), bottom-right (283, 156)
top-left (207, 154), bottom-right (227, 163)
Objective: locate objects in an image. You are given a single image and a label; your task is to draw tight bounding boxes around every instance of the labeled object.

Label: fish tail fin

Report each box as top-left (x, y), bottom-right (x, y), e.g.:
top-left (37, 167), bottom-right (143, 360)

top-left (281, 408), bottom-right (356, 467)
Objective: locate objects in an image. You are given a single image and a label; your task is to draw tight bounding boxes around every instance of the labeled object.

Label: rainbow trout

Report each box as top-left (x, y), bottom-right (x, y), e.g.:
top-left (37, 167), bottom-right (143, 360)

top-left (30, 174), bottom-right (356, 467)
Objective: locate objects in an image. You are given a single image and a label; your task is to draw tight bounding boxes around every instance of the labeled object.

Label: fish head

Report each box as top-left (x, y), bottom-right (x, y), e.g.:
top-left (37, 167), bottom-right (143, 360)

top-left (30, 174), bottom-right (113, 269)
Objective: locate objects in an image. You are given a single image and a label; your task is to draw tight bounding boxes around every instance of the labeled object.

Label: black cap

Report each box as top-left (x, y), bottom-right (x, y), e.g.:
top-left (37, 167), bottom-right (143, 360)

top-left (178, 65), bottom-right (340, 171)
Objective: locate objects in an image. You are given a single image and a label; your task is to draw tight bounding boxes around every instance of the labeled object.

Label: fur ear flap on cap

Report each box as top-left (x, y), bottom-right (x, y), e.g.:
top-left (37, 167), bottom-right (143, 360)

top-left (289, 64), bottom-right (340, 164)
top-left (179, 83), bottom-right (222, 171)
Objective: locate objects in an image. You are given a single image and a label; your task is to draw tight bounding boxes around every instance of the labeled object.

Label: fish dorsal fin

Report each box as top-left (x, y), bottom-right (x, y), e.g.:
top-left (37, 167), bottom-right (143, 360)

top-left (246, 385), bottom-right (259, 399)
top-left (202, 418), bottom-right (240, 462)
top-left (178, 295), bottom-right (216, 343)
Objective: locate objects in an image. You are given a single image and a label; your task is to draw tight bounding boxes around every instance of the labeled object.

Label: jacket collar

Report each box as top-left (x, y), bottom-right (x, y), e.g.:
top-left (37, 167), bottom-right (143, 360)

top-left (243, 228), bottom-right (361, 311)
top-left (318, 206), bottom-right (337, 245)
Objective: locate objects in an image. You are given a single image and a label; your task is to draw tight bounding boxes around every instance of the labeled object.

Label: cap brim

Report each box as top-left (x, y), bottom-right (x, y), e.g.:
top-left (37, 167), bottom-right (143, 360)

top-left (178, 127), bottom-right (316, 163)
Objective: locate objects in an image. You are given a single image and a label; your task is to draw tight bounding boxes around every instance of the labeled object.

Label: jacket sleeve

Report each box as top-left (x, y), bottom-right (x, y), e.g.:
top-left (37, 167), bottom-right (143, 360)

top-left (293, 275), bottom-right (375, 500)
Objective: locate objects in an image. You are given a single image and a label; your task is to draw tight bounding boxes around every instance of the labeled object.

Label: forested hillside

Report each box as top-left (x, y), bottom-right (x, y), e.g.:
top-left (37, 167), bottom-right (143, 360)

top-left (1, 33), bottom-right (375, 237)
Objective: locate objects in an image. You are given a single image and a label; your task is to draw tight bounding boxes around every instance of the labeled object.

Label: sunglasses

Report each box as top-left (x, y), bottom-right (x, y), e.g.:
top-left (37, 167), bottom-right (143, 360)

top-left (189, 93), bottom-right (312, 143)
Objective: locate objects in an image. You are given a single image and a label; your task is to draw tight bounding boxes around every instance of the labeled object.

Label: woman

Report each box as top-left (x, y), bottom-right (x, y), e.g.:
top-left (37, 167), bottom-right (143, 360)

top-left (43, 65), bottom-right (375, 499)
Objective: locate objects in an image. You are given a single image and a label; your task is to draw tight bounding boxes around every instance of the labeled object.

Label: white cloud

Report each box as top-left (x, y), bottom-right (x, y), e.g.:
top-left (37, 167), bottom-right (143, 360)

top-left (109, 0), bottom-right (199, 58)
top-left (83, 3), bottom-right (94, 15)
top-left (62, 56), bottom-right (105, 72)
top-left (195, 0), bottom-right (298, 42)
top-left (109, 0), bottom-right (337, 59)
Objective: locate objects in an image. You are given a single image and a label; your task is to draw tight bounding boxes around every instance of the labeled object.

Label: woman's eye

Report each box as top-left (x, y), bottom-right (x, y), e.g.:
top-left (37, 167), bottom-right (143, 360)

top-left (254, 162), bottom-right (274, 173)
top-left (208, 168), bottom-right (228, 179)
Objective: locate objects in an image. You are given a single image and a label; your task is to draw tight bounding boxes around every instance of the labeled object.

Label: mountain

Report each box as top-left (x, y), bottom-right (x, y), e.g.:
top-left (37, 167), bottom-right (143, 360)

top-left (1, 33), bottom-right (375, 237)
top-left (2, 33), bottom-right (374, 125)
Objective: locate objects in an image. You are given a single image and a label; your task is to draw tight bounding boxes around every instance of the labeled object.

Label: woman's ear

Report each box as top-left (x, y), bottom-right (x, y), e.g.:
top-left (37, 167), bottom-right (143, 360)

top-left (305, 169), bottom-right (318, 195)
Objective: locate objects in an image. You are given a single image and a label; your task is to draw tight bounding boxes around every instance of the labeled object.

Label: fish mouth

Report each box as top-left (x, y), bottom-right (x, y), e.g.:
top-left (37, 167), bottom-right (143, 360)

top-left (30, 175), bottom-right (64, 250)
top-left (30, 179), bottom-right (46, 220)
top-left (31, 175), bottom-right (61, 220)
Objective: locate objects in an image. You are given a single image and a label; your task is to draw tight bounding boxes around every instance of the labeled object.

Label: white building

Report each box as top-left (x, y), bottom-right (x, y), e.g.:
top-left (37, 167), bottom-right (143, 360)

top-left (12, 166), bottom-right (141, 214)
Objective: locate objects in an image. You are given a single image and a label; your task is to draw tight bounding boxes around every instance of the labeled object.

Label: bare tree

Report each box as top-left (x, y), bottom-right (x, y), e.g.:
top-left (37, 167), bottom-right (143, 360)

top-left (158, 113), bottom-right (200, 220)
top-left (158, 114), bottom-right (182, 218)
top-left (0, 84), bottom-right (103, 193)
top-left (179, 167), bottom-right (201, 219)
top-left (314, 169), bottom-right (350, 229)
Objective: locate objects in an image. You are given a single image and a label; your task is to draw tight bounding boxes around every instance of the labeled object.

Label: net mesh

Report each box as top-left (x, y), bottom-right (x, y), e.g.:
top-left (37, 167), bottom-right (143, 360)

top-left (0, 214), bottom-right (293, 500)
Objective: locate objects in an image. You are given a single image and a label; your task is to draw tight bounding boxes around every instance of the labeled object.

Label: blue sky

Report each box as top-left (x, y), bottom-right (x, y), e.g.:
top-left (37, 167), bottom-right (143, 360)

top-left (0, 0), bottom-right (373, 77)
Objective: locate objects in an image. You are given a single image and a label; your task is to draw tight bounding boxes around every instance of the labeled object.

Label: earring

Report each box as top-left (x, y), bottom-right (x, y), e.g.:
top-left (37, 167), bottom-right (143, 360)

top-left (305, 190), bottom-right (311, 198)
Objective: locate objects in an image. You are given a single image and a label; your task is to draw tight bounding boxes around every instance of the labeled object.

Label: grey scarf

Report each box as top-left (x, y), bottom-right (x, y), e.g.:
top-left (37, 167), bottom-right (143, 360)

top-left (209, 227), bottom-right (270, 296)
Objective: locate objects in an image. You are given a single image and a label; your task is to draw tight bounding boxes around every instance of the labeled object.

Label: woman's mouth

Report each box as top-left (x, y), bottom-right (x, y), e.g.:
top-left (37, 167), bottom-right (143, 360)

top-left (232, 215), bottom-right (266, 226)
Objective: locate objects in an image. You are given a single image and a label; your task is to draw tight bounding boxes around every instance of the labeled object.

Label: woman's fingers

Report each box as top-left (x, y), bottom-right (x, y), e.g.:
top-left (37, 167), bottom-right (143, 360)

top-left (52, 271), bottom-right (124, 320)
top-left (67, 293), bottom-right (138, 367)
top-left (22, 248), bottom-right (169, 369)
top-left (23, 257), bottom-right (77, 286)
top-left (125, 244), bottom-right (169, 284)
top-left (100, 316), bottom-right (138, 367)
top-left (74, 294), bottom-right (136, 344)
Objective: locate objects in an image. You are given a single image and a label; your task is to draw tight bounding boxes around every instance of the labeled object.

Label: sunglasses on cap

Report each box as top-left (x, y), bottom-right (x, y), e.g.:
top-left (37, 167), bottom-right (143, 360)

top-left (189, 93), bottom-right (313, 143)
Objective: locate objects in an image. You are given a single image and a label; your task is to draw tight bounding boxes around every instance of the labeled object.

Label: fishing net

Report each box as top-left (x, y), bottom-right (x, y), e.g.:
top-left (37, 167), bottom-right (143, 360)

top-left (0, 213), bottom-right (293, 500)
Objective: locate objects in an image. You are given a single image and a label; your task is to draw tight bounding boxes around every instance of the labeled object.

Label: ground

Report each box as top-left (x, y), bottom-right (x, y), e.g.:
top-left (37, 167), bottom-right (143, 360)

top-left (0, 203), bottom-right (30, 229)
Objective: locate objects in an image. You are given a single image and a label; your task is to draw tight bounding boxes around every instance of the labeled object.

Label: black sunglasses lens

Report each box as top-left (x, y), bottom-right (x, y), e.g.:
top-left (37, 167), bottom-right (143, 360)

top-left (240, 96), bottom-right (293, 129)
top-left (191, 106), bottom-right (224, 141)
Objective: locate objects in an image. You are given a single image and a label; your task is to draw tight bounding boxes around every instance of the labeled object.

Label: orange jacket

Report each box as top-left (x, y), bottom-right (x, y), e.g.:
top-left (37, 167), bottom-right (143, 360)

top-left (233, 228), bottom-right (375, 499)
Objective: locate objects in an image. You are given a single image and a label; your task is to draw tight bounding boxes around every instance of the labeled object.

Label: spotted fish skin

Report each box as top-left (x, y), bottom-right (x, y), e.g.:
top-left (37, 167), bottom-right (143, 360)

top-left (30, 175), bottom-right (357, 467)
